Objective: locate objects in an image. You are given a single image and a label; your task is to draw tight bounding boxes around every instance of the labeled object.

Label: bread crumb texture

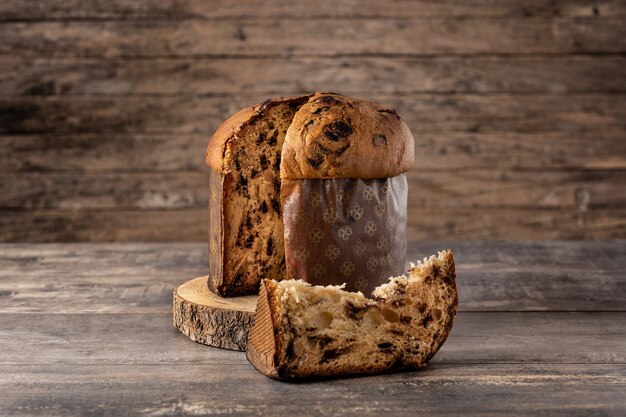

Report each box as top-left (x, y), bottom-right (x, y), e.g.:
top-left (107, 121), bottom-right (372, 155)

top-left (207, 92), bottom-right (413, 297)
top-left (247, 250), bottom-right (458, 379)
top-left (213, 100), bottom-right (304, 295)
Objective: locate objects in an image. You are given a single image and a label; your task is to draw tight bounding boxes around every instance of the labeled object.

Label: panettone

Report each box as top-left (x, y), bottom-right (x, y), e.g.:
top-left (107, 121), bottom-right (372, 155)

top-left (246, 250), bottom-right (458, 379)
top-left (206, 92), bottom-right (414, 297)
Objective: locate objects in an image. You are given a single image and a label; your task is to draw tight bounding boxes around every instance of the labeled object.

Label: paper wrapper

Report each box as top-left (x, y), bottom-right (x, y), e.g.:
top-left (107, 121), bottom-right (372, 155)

top-left (282, 174), bottom-right (407, 295)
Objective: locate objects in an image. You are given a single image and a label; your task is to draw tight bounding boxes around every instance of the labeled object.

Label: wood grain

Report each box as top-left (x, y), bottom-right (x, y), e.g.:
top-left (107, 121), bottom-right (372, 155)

top-left (3, 131), bottom-right (625, 172)
top-left (1, 18), bottom-right (624, 58)
top-left (1, 208), bottom-right (625, 242)
top-left (0, 364), bottom-right (623, 417)
top-left (405, 170), bottom-right (626, 209)
top-left (1, 242), bottom-right (624, 313)
top-left (0, 311), bottom-right (624, 364)
top-left (2, 94), bottom-right (625, 134)
top-left (3, 0), bottom-right (625, 20)
top-left (405, 207), bottom-right (626, 240)
top-left (0, 209), bottom-right (210, 242)
top-left (2, 56), bottom-right (626, 95)
top-left (0, 241), bottom-right (623, 415)
top-left (0, 172), bottom-right (210, 210)
top-left (0, 133), bottom-right (208, 171)
top-left (173, 276), bottom-right (256, 351)
top-left (0, 2), bottom-right (624, 242)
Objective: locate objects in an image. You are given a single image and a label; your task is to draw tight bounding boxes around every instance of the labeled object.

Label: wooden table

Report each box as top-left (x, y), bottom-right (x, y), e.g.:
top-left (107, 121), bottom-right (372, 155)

top-left (1, 241), bottom-right (624, 416)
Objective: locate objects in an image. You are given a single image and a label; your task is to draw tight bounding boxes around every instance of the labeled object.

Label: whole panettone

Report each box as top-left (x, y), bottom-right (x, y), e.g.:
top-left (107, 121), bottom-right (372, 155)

top-left (206, 92), bottom-right (414, 297)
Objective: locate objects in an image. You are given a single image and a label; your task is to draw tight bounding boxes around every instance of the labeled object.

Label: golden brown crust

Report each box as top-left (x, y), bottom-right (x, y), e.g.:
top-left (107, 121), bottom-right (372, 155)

top-left (205, 106), bottom-right (257, 173)
top-left (205, 95), bottom-right (311, 173)
top-left (246, 279), bottom-right (281, 379)
top-left (281, 92), bottom-right (415, 179)
top-left (207, 92), bottom-right (415, 178)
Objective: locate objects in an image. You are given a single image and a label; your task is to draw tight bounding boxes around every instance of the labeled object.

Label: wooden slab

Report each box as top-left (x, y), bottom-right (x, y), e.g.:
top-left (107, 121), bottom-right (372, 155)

top-left (172, 276), bottom-right (257, 351)
top-left (1, 241), bottom-right (625, 314)
top-left (4, 0), bottom-right (625, 21)
top-left (2, 18), bottom-right (624, 58)
top-left (2, 242), bottom-right (625, 416)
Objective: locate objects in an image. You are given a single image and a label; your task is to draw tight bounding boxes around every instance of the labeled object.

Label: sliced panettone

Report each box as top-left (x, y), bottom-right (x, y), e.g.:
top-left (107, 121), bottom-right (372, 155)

top-left (246, 250), bottom-right (458, 379)
top-left (206, 92), bottom-right (415, 297)
top-left (206, 95), bottom-right (311, 296)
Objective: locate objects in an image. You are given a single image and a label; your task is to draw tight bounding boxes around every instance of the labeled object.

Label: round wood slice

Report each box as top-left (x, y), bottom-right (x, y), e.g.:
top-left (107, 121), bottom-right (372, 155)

top-left (173, 276), bottom-right (257, 351)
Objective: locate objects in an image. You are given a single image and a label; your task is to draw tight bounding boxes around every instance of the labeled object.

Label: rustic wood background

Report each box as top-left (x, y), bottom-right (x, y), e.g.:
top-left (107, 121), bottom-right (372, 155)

top-left (1, 0), bottom-right (625, 242)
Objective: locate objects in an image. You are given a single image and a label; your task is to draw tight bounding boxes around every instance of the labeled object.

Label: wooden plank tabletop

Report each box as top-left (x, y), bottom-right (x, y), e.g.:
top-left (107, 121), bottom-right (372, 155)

top-left (0, 241), bottom-right (624, 416)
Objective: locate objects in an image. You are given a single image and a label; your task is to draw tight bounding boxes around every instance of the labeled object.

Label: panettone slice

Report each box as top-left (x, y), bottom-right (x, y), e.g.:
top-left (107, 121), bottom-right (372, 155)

top-left (246, 250), bottom-right (458, 379)
top-left (206, 95), bottom-right (310, 296)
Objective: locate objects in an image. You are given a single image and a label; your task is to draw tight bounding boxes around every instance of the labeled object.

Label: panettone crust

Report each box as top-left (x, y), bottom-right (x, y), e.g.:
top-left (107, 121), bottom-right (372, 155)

top-left (206, 95), bottom-right (311, 173)
top-left (206, 92), bottom-right (415, 178)
top-left (281, 92), bottom-right (414, 179)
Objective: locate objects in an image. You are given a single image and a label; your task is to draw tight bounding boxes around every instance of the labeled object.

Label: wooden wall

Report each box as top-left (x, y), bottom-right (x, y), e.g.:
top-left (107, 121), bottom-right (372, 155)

top-left (1, 0), bottom-right (625, 241)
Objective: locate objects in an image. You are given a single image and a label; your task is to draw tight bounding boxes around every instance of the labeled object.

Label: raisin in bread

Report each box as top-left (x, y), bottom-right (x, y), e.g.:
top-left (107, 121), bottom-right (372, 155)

top-left (246, 250), bottom-right (457, 379)
top-left (206, 92), bottom-right (414, 297)
top-left (206, 95), bottom-right (310, 296)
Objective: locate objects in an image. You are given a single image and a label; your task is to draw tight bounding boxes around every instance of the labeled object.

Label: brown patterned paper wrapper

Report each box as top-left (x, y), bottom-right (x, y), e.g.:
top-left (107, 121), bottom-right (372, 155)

top-left (281, 174), bottom-right (407, 295)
